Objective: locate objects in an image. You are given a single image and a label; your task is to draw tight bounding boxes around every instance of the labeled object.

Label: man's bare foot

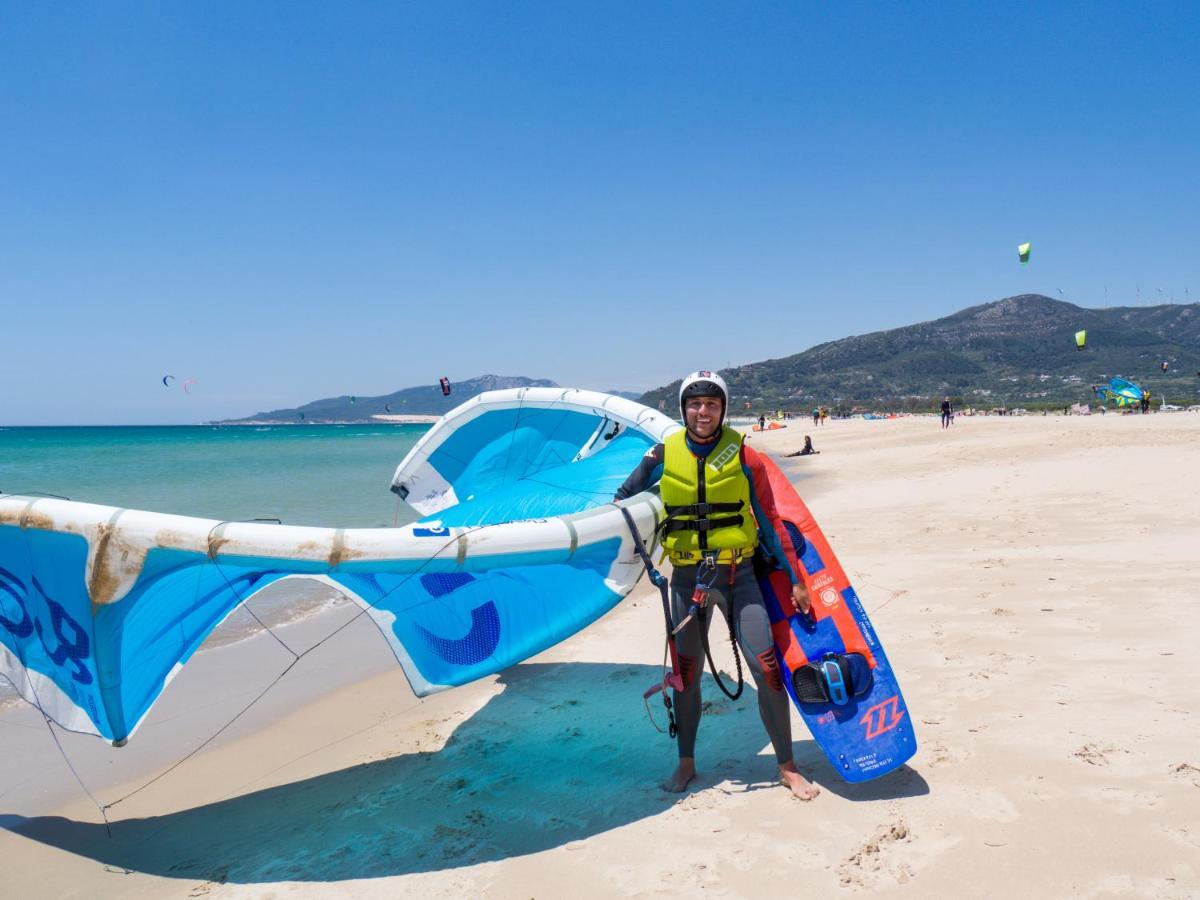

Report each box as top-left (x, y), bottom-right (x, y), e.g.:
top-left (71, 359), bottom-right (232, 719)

top-left (663, 758), bottom-right (696, 793)
top-left (779, 761), bottom-right (820, 801)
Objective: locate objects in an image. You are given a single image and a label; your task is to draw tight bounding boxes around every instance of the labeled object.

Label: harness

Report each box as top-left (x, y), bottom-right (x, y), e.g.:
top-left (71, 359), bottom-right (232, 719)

top-left (619, 506), bottom-right (744, 737)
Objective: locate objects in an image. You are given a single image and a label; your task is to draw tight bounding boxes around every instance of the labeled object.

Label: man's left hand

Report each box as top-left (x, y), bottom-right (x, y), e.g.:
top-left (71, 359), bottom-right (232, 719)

top-left (791, 582), bottom-right (811, 615)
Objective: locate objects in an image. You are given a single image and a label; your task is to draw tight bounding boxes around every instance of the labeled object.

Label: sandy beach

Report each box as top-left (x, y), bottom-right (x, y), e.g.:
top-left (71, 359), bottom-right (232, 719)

top-left (3, 413), bottom-right (1199, 898)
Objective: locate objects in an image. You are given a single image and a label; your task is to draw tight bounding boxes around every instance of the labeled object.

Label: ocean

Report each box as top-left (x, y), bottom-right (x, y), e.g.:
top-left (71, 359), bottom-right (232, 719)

top-left (0, 424), bottom-right (429, 528)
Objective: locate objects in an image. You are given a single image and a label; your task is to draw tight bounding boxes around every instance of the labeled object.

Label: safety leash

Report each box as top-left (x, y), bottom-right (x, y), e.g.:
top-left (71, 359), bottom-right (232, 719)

top-left (694, 558), bottom-right (744, 702)
top-left (618, 505), bottom-right (682, 738)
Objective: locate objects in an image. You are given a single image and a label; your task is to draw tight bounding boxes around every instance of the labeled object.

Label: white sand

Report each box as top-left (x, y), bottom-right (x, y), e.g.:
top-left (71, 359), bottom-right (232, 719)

top-left (2, 413), bottom-right (1199, 897)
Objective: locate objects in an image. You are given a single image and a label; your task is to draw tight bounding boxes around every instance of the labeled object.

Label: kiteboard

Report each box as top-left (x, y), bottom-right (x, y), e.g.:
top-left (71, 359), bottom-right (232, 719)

top-left (755, 454), bottom-right (915, 783)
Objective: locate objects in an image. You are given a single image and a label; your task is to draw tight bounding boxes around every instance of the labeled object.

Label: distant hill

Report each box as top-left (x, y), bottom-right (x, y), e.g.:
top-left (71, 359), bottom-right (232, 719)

top-left (220, 375), bottom-right (559, 424)
top-left (640, 295), bottom-right (1200, 411)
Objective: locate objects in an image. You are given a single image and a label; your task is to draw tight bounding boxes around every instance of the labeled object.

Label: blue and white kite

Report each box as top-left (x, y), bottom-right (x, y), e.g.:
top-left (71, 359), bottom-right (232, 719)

top-left (0, 389), bottom-right (673, 745)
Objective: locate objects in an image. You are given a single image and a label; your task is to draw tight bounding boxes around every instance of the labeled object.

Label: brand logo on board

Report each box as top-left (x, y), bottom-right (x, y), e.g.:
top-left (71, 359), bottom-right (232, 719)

top-left (860, 696), bottom-right (905, 741)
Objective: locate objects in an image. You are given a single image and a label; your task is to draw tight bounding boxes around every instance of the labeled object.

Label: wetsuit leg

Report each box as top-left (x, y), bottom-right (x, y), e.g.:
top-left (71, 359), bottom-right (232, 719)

top-left (672, 562), bottom-right (793, 766)
top-left (724, 561), bottom-right (793, 765)
top-left (669, 566), bottom-right (712, 760)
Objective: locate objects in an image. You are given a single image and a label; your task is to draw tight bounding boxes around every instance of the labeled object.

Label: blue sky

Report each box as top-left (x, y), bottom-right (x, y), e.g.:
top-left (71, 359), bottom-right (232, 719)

top-left (2, 2), bottom-right (1197, 424)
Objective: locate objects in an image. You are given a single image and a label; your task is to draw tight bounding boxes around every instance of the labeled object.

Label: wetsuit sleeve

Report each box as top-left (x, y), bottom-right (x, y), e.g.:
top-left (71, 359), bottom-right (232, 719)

top-left (742, 445), bottom-right (802, 584)
top-left (614, 443), bottom-right (665, 500)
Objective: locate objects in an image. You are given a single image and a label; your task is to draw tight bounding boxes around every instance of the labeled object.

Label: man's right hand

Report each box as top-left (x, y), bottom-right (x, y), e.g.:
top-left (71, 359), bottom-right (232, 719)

top-left (791, 582), bottom-right (811, 615)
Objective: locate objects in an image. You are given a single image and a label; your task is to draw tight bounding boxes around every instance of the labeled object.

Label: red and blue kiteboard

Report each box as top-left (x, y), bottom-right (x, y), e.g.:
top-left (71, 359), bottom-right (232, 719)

top-left (756, 454), bottom-right (916, 783)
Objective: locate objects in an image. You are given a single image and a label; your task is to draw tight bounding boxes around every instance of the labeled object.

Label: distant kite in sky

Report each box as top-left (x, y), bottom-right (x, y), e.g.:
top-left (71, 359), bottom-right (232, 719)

top-left (1017, 242), bottom-right (1032, 264)
top-left (385, 403), bottom-right (392, 412)
top-left (440, 377), bottom-right (452, 396)
top-left (161, 374), bottom-right (176, 387)
top-left (1075, 330), bottom-right (1087, 351)
top-left (298, 411), bottom-right (305, 420)
top-left (181, 379), bottom-right (198, 395)
top-left (350, 396), bottom-right (357, 404)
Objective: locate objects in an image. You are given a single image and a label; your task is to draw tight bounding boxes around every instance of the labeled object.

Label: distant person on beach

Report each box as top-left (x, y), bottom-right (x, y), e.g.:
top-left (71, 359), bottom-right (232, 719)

top-left (812, 407), bottom-right (820, 426)
top-left (758, 414), bottom-right (766, 432)
top-left (940, 397), bottom-right (952, 428)
top-left (819, 408), bottom-right (827, 426)
top-left (614, 370), bottom-right (818, 801)
top-left (786, 435), bottom-right (819, 457)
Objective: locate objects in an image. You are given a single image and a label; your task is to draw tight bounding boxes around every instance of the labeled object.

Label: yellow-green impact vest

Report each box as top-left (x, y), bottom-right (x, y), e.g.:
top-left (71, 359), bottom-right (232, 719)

top-left (659, 427), bottom-right (758, 564)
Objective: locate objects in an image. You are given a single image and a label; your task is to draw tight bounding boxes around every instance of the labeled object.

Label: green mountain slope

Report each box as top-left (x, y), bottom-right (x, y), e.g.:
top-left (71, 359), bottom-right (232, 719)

top-left (221, 375), bottom-right (559, 423)
top-left (642, 295), bottom-right (1200, 411)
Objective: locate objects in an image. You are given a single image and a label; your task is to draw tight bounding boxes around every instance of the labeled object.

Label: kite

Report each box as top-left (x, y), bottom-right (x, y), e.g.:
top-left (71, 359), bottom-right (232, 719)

top-left (0, 389), bottom-right (673, 745)
top-left (161, 375), bottom-right (175, 388)
top-left (1018, 242), bottom-right (1032, 264)
top-left (1093, 377), bottom-right (1145, 407)
top-left (1075, 330), bottom-right (1087, 351)
top-left (439, 377), bottom-right (451, 397)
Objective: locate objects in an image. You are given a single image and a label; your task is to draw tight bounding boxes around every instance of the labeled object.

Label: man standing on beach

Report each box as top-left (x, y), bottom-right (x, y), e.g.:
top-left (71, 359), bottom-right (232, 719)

top-left (940, 397), bottom-right (952, 428)
top-left (615, 371), bottom-right (819, 801)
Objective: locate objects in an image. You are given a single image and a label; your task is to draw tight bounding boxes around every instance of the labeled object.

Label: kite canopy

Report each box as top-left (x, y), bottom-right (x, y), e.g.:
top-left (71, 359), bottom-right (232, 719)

top-left (1075, 330), bottom-right (1087, 351)
top-left (1017, 242), bottom-right (1032, 264)
top-left (1093, 377), bottom-right (1145, 407)
top-left (0, 389), bottom-right (674, 745)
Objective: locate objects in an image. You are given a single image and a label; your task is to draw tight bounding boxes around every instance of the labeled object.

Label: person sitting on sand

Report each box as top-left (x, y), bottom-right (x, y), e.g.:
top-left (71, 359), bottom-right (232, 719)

top-left (614, 371), bottom-right (818, 801)
top-left (787, 435), bottom-right (819, 457)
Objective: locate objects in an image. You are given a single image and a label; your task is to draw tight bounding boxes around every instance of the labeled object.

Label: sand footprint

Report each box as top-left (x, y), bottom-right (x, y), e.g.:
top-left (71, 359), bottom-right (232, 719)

top-left (1169, 762), bottom-right (1200, 788)
top-left (836, 818), bottom-right (915, 889)
top-left (1072, 742), bottom-right (1132, 767)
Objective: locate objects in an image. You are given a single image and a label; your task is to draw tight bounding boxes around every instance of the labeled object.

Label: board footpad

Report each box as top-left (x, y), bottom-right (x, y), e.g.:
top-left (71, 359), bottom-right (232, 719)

top-left (791, 652), bottom-right (874, 706)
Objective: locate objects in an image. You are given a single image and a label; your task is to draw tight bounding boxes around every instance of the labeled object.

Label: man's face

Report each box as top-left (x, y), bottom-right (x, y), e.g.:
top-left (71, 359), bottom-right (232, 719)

top-left (684, 396), bottom-right (722, 440)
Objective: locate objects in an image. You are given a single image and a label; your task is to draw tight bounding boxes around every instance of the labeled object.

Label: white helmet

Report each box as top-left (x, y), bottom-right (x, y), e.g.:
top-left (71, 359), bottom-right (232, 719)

top-left (678, 370), bottom-right (729, 425)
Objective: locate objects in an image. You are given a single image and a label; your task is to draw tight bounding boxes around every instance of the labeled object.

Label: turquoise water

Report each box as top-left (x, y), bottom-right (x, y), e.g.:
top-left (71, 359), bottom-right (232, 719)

top-left (0, 425), bottom-right (429, 528)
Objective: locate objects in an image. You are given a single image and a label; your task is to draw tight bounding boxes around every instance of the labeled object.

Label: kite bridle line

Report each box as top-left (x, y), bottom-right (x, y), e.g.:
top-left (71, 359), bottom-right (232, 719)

top-left (6, 397), bottom-right (666, 825)
top-left (101, 516), bottom-right (501, 817)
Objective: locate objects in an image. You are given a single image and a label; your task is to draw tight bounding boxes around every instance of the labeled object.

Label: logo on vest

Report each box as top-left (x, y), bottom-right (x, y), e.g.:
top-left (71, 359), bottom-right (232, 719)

top-left (708, 443), bottom-right (739, 470)
top-left (820, 588), bottom-right (839, 608)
